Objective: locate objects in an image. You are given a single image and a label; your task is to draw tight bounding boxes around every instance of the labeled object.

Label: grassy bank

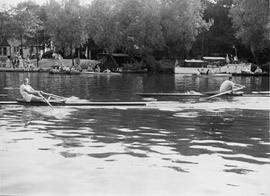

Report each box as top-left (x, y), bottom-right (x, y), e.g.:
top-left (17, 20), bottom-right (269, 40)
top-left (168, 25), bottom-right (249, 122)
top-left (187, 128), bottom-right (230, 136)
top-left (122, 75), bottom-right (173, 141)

top-left (31, 59), bottom-right (99, 70)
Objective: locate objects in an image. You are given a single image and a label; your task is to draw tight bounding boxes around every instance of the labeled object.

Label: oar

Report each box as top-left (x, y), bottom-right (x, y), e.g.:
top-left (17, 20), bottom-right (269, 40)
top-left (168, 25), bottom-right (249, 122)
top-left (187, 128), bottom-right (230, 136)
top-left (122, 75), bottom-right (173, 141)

top-left (252, 91), bottom-right (270, 94)
top-left (202, 86), bottom-right (245, 100)
top-left (38, 92), bottom-right (54, 110)
top-left (41, 91), bottom-right (67, 100)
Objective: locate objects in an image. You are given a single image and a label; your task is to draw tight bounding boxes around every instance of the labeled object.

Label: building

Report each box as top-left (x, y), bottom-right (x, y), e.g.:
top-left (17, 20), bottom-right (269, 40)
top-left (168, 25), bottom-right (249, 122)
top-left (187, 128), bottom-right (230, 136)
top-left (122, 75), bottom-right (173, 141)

top-left (0, 37), bottom-right (41, 58)
top-left (0, 38), bottom-right (11, 59)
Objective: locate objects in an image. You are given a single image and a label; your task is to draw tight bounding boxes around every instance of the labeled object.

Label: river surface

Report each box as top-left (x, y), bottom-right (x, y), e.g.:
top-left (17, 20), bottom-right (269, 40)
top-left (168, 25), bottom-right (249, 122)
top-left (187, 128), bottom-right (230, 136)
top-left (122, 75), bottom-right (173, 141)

top-left (0, 72), bottom-right (269, 196)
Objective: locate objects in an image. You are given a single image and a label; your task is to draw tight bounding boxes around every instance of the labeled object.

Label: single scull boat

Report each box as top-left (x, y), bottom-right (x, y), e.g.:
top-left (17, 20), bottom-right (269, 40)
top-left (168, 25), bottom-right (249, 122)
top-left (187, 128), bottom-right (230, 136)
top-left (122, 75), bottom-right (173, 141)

top-left (136, 91), bottom-right (270, 98)
top-left (0, 99), bottom-right (147, 106)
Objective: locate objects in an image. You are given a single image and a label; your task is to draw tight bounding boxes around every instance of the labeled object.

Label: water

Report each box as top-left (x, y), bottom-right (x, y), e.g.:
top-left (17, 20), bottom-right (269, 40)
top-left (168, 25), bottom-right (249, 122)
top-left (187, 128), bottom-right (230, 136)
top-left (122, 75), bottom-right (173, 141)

top-left (0, 72), bottom-right (269, 196)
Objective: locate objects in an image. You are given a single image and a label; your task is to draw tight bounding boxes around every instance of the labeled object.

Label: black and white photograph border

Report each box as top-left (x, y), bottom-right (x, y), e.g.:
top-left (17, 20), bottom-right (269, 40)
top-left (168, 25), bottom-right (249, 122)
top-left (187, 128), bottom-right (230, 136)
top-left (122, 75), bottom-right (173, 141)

top-left (0, 0), bottom-right (269, 195)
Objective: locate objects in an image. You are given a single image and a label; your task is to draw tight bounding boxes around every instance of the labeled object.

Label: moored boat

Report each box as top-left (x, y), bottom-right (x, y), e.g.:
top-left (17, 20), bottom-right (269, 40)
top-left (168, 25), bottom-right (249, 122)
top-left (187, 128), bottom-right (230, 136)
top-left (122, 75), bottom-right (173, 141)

top-left (82, 71), bottom-right (121, 75)
top-left (232, 72), bottom-right (269, 76)
top-left (198, 73), bottom-right (232, 77)
top-left (0, 68), bottom-right (47, 72)
top-left (49, 69), bottom-right (81, 75)
top-left (174, 57), bottom-right (252, 74)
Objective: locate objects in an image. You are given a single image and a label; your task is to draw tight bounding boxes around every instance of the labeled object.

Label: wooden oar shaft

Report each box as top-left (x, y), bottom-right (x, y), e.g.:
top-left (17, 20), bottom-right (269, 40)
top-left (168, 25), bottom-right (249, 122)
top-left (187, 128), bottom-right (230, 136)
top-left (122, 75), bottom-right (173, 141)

top-left (203, 86), bottom-right (245, 100)
top-left (41, 92), bottom-right (66, 99)
top-left (205, 90), bottom-right (232, 99)
top-left (38, 93), bottom-right (54, 109)
top-left (252, 91), bottom-right (270, 94)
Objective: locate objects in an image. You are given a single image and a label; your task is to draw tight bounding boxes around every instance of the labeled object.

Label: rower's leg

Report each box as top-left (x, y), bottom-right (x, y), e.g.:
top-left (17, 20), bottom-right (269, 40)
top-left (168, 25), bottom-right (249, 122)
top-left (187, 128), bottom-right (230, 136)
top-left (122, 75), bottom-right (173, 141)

top-left (30, 95), bottom-right (43, 102)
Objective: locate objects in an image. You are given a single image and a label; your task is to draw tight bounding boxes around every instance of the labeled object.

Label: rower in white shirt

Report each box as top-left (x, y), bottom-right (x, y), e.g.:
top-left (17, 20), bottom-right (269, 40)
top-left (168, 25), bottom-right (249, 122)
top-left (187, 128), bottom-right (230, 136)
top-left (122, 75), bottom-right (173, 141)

top-left (219, 76), bottom-right (244, 93)
top-left (20, 78), bottom-right (43, 102)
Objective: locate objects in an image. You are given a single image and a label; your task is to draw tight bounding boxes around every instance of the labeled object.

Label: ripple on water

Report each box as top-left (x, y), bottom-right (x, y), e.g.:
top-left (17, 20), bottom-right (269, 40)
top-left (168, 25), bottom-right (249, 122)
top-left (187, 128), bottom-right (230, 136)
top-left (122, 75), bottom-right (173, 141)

top-left (220, 154), bottom-right (270, 164)
top-left (30, 120), bottom-right (55, 125)
top-left (190, 145), bottom-right (233, 153)
top-left (173, 111), bottom-right (199, 118)
top-left (150, 145), bottom-right (176, 154)
top-left (114, 128), bottom-right (140, 133)
top-left (191, 140), bottom-right (251, 147)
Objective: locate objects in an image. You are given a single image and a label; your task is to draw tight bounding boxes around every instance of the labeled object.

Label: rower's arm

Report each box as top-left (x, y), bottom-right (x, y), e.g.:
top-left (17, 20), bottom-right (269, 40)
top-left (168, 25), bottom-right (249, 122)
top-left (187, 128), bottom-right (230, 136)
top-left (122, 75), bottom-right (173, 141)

top-left (234, 84), bottom-right (245, 88)
top-left (232, 83), bottom-right (245, 91)
top-left (23, 86), bottom-right (40, 95)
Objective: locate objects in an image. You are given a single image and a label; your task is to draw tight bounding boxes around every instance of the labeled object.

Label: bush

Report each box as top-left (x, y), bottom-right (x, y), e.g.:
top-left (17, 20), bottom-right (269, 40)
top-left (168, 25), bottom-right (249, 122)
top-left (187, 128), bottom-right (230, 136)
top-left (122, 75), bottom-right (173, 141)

top-left (80, 60), bottom-right (101, 70)
top-left (157, 59), bottom-right (175, 73)
top-left (261, 62), bottom-right (270, 73)
top-left (42, 51), bottom-right (54, 59)
top-left (143, 55), bottom-right (159, 72)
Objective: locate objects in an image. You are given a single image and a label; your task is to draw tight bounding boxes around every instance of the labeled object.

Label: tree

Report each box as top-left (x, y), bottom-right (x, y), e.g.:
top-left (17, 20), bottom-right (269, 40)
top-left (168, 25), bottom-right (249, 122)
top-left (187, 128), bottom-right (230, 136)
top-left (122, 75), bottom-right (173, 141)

top-left (160, 0), bottom-right (212, 58)
top-left (0, 11), bottom-right (13, 41)
top-left (85, 0), bottom-right (119, 53)
top-left (191, 0), bottom-right (236, 57)
top-left (11, 1), bottom-right (43, 57)
top-left (115, 0), bottom-right (165, 56)
top-left (229, 0), bottom-right (270, 63)
top-left (45, 0), bottom-right (87, 63)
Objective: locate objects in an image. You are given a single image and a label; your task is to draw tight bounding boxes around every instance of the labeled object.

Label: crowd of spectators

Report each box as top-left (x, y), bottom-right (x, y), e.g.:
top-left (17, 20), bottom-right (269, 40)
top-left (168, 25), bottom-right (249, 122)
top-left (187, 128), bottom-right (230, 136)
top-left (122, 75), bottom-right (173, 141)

top-left (0, 54), bottom-right (37, 70)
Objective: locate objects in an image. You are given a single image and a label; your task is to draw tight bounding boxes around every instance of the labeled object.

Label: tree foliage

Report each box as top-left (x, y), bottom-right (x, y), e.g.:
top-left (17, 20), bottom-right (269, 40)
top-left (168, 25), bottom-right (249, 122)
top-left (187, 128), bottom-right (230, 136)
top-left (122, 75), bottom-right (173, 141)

top-left (85, 0), bottom-right (119, 53)
top-left (229, 0), bottom-right (270, 62)
top-left (0, 11), bottom-right (13, 40)
top-left (45, 0), bottom-right (87, 56)
top-left (195, 0), bottom-right (236, 56)
top-left (160, 0), bottom-right (212, 58)
top-left (11, 1), bottom-right (43, 40)
top-left (1, 0), bottom-right (269, 65)
top-left (115, 0), bottom-right (165, 55)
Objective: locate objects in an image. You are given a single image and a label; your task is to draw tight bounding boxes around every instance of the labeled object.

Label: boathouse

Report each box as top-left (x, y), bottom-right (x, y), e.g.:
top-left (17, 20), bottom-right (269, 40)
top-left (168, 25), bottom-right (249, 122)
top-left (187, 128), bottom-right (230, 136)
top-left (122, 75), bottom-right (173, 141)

top-left (0, 38), bottom-right (11, 58)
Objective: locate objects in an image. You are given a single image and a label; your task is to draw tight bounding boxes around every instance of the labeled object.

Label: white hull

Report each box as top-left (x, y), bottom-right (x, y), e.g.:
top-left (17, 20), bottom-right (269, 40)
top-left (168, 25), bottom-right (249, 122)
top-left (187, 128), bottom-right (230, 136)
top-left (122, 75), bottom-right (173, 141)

top-left (175, 63), bottom-right (251, 74)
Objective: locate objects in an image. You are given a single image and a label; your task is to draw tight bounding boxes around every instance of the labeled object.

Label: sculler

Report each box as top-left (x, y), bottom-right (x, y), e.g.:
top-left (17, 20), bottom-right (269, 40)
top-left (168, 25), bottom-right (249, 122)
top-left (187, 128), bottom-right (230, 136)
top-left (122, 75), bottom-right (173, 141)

top-left (20, 78), bottom-right (44, 102)
top-left (219, 76), bottom-right (244, 93)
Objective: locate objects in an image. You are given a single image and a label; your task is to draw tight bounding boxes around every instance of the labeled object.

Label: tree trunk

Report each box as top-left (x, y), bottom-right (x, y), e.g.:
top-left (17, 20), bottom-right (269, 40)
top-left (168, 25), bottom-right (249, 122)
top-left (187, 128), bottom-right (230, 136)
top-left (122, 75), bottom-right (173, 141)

top-left (201, 32), bottom-right (204, 56)
top-left (62, 47), bottom-right (65, 57)
top-left (70, 44), bottom-right (74, 66)
top-left (250, 43), bottom-right (257, 64)
top-left (20, 34), bottom-right (23, 58)
top-left (36, 33), bottom-right (39, 67)
top-left (89, 50), bottom-right (92, 60)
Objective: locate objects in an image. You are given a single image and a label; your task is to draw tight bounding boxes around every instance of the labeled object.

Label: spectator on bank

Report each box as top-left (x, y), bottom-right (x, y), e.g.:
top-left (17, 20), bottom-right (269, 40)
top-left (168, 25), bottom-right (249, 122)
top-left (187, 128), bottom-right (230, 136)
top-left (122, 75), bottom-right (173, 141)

top-left (6, 57), bottom-right (11, 68)
top-left (58, 54), bottom-right (63, 60)
top-left (226, 54), bottom-right (230, 64)
top-left (254, 66), bottom-right (262, 73)
top-left (12, 58), bottom-right (16, 69)
top-left (18, 55), bottom-right (24, 68)
top-left (94, 65), bottom-right (101, 72)
top-left (16, 59), bottom-right (19, 68)
top-left (103, 68), bottom-right (111, 73)
top-left (230, 54), bottom-right (234, 63)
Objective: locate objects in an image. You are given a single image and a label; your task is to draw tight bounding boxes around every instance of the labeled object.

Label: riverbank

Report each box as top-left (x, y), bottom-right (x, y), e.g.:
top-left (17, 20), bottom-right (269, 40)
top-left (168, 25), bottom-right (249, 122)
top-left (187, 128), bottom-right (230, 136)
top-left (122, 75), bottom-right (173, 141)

top-left (0, 58), bottom-right (269, 76)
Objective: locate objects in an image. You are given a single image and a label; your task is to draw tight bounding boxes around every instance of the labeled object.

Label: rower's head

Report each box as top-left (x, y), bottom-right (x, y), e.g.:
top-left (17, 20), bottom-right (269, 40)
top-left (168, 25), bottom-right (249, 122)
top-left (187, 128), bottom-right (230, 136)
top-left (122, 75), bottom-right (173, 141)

top-left (23, 78), bottom-right (29, 85)
top-left (228, 76), bottom-right (232, 81)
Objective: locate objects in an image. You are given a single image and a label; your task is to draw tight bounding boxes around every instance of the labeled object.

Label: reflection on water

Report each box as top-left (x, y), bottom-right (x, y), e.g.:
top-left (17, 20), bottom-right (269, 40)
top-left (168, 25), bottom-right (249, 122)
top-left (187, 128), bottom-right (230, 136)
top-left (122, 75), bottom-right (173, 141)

top-left (0, 72), bottom-right (269, 196)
